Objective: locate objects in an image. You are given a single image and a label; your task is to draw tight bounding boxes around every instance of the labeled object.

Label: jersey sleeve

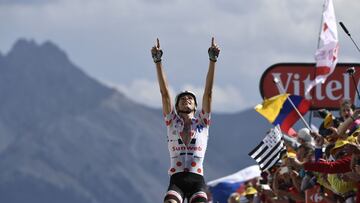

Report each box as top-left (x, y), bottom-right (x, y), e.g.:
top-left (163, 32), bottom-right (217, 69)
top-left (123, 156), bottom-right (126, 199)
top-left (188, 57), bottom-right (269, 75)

top-left (164, 109), bottom-right (177, 127)
top-left (199, 109), bottom-right (211, 127)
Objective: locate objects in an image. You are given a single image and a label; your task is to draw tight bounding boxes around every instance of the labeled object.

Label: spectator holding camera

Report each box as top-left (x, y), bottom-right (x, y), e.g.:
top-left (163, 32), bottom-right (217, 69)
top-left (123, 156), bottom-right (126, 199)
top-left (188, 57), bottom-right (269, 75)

top-left (272, 163), bottom-right (304, 202)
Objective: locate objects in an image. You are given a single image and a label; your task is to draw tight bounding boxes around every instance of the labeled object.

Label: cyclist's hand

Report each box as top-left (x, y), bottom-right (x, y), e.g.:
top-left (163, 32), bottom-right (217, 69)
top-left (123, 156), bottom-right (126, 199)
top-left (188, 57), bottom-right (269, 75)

top-left (208, 37), bottom-right (220, 62)
top-left (151, 38), bottom-right (163, 63)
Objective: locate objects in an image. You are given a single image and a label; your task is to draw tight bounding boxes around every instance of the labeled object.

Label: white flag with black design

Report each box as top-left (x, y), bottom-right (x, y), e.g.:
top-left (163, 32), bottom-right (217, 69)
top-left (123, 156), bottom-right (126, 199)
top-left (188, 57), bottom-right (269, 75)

top-left (248, 125), bottom-right (286, 171)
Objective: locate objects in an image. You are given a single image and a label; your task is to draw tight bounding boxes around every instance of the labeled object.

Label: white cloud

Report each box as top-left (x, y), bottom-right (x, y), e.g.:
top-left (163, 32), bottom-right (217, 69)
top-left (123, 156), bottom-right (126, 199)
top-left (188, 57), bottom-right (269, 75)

top-left (182, 83), bottom-right (249, 113)
top-left (108, 79), bottom-right (175, 109)
top-left (108, 79), bottom-right (250, 113)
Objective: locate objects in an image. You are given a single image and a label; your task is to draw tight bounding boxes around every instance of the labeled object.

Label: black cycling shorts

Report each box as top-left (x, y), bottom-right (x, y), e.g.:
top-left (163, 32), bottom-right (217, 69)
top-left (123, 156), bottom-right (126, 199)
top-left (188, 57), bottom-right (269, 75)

top-left (164, 172), bottom-right (208, 203)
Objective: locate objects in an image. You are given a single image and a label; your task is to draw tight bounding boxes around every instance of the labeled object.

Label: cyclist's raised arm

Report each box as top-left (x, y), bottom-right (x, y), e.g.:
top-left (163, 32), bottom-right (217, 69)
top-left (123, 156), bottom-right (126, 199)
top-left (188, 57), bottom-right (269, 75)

top-left (151, 38), bottom-right (172, 115)
top-left (202, 37), bottom-right (220, 113)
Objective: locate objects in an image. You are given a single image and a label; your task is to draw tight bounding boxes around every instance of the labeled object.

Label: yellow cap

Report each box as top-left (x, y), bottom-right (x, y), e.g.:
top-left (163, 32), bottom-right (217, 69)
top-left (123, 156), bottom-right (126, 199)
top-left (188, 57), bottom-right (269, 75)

top-left (324, 113), bottom-right (334, 128)
top-left (346, 135), bottom-right (357, 143)
top-left (281, 150), bottom-right (296, 160)
top-left (245, 186), bottom-right (258, 195)
top-left (287, 152), bottom-right (297, 158)
top-left (330, 139), bottom-right (350, 154)
top-left (350, 128), bottom-right (360, 137)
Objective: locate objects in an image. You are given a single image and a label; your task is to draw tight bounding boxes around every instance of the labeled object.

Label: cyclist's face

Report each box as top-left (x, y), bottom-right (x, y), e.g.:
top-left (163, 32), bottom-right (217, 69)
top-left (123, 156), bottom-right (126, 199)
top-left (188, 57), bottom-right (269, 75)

top-left (178, 95), bottom-right (195, 112)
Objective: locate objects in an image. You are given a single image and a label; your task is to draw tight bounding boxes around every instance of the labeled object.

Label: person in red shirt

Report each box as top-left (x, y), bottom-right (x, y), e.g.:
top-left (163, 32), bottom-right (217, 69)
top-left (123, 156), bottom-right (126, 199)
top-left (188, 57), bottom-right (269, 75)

top-left (287, 134), bottom-right (360, 202)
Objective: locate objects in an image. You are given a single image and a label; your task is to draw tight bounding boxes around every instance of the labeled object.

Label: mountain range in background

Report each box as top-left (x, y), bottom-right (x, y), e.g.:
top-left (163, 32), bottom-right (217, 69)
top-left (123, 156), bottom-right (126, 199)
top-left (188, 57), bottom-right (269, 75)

top-left (0, 39), bottom-right (289, 202)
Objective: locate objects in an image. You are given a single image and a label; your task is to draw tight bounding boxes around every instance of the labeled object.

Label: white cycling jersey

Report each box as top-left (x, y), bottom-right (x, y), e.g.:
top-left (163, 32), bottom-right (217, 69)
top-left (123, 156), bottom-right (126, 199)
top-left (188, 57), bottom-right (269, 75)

top-left (164, 109), bottom-right (210, 176)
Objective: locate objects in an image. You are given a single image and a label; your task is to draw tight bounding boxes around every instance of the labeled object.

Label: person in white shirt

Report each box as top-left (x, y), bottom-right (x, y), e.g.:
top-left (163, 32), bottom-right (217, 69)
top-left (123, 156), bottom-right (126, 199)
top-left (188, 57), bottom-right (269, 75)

top-left (151, 37), bottom-right (220, 203)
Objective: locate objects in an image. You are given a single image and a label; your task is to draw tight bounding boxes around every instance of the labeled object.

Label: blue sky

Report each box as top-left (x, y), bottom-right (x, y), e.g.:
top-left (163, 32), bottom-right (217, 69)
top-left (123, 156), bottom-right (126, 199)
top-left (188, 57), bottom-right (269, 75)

top-left (1, 0), bottom-right (359, 113)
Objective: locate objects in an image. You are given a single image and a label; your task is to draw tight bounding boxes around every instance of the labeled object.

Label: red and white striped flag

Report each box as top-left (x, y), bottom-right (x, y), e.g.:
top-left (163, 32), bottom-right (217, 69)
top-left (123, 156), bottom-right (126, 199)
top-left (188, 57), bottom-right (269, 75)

top-left (305, 0), bottom-right (339, 95)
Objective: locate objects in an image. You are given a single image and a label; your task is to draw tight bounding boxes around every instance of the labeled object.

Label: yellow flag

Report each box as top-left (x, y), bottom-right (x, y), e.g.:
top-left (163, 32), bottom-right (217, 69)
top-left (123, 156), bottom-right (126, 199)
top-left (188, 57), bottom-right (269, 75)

top-left (254, 94), bottom-right (289, 123)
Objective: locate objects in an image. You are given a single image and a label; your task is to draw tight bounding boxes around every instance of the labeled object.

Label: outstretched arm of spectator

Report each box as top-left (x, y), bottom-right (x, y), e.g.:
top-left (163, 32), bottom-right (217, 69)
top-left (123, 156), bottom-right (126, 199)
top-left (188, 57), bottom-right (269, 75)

top-left (202, 37), bottom-right (220, 113)
top-left (304, 155), bottom-right (352, 174)
top-left (151, 38), bottom-right (172, 115)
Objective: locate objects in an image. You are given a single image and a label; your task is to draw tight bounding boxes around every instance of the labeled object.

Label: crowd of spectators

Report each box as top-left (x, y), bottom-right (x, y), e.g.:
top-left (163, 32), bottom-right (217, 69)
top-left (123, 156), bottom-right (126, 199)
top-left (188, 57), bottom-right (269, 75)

top-left (225, 99), bottom-right (360, 203)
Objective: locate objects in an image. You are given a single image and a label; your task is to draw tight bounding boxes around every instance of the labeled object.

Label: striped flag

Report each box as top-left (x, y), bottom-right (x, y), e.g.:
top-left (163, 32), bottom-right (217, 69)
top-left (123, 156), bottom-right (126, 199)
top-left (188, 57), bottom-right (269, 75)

top-left (255, 94), bottom-right (311, 134)
top-left (248, 125), bottom-right (286, 171)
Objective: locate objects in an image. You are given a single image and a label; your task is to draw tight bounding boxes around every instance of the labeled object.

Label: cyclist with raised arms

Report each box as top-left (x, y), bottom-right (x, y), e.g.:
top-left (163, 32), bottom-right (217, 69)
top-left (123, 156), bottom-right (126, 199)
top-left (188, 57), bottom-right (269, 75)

top-left (151, 37), bottom-right (220, 203)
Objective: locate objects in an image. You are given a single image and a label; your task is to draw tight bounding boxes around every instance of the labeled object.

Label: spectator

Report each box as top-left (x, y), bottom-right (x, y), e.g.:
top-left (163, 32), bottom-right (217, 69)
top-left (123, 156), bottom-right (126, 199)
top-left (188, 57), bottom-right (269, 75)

top-left (337, 101), bottom-right (360, 139)
top-left (228, 192), bottom-right (241, 203)
top-left (297, 128), bottom-right (314, 146)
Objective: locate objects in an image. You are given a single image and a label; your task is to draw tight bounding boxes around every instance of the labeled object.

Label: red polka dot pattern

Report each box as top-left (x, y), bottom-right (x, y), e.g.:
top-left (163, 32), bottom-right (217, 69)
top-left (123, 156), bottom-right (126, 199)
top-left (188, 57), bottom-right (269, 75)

top-left (165, 120), bottom-right (172, 126)
top-left (204, 119), bottom-right (208, 125)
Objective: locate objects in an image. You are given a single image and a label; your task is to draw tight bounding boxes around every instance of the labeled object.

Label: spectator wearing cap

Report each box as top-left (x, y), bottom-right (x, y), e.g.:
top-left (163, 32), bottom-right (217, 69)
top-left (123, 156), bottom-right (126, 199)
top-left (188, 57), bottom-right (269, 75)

top-left (287, 138), bottom-right (360, 202)
top-left (327, 140), bottom-right (357, 201)
top-left (283, 134), bottom-right (300, 151)
top-left (317, 109), bottom-right (341, 143)
top-left (297, 128), bottom-right (315, 146)
top-left (241, 186), bottom-right (260, 203)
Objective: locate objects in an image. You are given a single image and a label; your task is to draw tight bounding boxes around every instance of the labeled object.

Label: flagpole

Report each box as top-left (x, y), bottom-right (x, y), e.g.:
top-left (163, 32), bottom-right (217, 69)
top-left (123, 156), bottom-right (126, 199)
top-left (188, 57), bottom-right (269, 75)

top-left (273, 76), bottom-right (312, 131)
top-left (308, 0), bottom-right (327, 126)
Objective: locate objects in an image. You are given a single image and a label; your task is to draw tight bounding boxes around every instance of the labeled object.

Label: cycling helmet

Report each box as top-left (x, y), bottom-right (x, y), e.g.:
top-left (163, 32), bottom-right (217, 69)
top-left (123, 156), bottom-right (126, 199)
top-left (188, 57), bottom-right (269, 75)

top-left (175, 90), bottom-right (197, 112)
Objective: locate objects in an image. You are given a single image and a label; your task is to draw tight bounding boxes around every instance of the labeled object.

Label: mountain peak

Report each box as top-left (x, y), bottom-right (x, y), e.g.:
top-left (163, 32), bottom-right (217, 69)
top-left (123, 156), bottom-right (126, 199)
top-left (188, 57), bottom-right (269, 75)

top-left (7, 38), bottom-right (69, 62)
top-left (0, 39), bottom-right (115, 129)
top-left (11, 38), bottom-right (60, 51)
top-left (12, 38), bottom-right (37, 50)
